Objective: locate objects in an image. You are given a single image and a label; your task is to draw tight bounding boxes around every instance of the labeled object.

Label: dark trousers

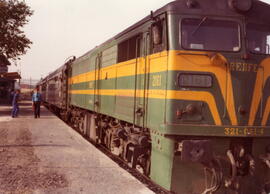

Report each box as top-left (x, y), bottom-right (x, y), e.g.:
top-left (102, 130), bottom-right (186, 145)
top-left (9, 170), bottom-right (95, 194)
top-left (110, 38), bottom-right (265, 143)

top-left (33, 101), bottom-right (41, 118)
top-left (11, 103), bottom-right (19, 117)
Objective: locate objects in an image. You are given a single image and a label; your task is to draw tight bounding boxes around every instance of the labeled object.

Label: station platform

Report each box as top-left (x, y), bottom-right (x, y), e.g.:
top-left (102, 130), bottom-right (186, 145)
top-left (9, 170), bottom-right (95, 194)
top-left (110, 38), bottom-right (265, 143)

top-left (0, 102), bottom-right (154, 194)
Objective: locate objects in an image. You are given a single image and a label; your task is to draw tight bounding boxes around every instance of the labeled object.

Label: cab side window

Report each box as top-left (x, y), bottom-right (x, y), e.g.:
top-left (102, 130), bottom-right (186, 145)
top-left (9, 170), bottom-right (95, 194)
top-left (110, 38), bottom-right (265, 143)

top-left (151, 19), bottom-right (166, 53)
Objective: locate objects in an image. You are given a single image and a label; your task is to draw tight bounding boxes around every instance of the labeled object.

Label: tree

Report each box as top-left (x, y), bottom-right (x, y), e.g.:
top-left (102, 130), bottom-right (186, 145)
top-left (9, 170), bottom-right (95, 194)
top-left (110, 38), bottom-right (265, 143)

top-left (0, 0), bottom-right (33, 61)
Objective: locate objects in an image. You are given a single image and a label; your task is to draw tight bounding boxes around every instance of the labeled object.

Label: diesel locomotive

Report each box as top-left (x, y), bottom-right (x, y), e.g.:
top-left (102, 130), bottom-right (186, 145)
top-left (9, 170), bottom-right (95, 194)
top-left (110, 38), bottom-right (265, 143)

top-left (38, 0), bottom-right (270, 193)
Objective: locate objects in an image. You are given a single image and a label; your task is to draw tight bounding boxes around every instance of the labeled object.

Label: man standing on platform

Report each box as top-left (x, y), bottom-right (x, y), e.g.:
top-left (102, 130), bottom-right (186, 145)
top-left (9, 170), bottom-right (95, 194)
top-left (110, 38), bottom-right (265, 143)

top-left (32, 88), bottom-right (41, 118)
top-left (11, 89), bottom-right (20, 118)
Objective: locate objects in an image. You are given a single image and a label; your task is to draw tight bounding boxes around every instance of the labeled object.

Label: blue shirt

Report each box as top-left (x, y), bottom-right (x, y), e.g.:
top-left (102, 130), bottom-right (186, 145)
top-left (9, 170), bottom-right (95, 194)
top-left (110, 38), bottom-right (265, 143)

top-left (12, 93), bottom-right (19, 105)
top-left (32, 92), bottom-right (41, 102)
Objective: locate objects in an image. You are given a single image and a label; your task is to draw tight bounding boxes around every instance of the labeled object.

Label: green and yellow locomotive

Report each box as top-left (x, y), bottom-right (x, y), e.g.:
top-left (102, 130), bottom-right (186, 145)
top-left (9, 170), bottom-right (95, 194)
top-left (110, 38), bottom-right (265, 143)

top-left (39, 0), bottom-right (270, 193)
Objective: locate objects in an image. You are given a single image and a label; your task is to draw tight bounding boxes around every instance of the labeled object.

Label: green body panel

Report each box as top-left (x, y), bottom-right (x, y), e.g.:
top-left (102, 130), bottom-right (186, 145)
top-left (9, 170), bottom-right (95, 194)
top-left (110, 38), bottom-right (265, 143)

top-left (166, 99), bottom-right (215, 125)
top-left (70, 93), bottom-right (86, 109)
top-left (71, 93), bottom-right (166, 131)
top-left (150, 132), bottom-right (174, 190)
top-left (84, 94), bottom-right (94, 110)
top-left (70, 55), bottom-right (168, 128)
top-left (71, 41), bottom-right (118, 77)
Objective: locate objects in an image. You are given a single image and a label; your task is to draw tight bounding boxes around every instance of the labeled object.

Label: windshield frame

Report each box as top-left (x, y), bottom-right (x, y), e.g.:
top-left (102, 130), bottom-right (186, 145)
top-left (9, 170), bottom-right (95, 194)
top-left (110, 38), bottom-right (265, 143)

top-left (246, 23), bottom-right (270, 56)
top-left (179, 16), bottom-right (242, 53)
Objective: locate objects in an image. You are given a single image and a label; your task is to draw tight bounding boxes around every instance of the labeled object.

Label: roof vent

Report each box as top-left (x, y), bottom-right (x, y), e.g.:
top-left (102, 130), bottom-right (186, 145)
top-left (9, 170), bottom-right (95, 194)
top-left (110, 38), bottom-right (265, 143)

top-left (228, 0), bottom-right (252, 13)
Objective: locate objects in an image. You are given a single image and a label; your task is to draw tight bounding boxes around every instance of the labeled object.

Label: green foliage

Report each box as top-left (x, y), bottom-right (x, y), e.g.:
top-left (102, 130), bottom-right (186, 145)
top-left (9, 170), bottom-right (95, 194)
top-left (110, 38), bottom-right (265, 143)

top-left (0, 0), bottom-right (33, 60)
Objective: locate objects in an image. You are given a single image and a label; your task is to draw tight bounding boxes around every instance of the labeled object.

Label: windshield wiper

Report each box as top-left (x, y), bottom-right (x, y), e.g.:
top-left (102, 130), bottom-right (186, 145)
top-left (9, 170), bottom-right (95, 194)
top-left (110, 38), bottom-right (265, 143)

top-left (192, 16), bottom-right (208, 36)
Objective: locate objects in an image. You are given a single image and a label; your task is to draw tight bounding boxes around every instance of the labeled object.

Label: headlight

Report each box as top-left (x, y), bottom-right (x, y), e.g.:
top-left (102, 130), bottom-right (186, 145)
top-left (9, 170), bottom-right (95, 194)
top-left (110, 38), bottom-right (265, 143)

top-left (228, 0), bottom-right (252, 13)
top-left (179, 74), bottom-right (213, 88)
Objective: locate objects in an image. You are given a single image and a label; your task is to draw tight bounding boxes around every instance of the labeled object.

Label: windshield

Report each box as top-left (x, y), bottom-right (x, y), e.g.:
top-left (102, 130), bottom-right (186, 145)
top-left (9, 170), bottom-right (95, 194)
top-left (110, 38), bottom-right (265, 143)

top-left (181, 18), bottom-right (240, 52)
top-left (247, 23), bottom-right (270, 55)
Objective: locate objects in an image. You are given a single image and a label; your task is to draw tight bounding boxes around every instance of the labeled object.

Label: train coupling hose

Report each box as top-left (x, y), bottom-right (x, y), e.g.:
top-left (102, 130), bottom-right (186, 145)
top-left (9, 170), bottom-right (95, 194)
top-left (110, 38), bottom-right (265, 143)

top-left (260, 154), bottom-right (270, 169)
top-left (225, 150), bottom-right (237, 188)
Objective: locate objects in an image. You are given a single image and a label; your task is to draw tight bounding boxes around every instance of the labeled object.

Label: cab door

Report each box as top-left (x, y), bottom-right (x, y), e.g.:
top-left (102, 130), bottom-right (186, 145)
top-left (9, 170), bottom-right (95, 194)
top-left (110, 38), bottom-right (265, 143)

top-left (134, 33), bottom-right (149, 128)
top-left (137, 14), bottom-right (167, 128)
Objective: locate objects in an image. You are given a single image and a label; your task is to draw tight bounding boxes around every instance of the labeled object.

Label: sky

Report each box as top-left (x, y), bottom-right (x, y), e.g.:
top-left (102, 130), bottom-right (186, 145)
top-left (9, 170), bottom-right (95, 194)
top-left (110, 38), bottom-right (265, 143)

top-left (9, 0), bottom-right (270, 80)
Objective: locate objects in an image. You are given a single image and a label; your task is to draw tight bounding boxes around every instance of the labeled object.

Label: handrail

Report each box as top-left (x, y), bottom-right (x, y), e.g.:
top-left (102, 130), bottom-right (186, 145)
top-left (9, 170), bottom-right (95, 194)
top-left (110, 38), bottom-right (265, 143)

top-left (132, 36), bottom-right (141, 126)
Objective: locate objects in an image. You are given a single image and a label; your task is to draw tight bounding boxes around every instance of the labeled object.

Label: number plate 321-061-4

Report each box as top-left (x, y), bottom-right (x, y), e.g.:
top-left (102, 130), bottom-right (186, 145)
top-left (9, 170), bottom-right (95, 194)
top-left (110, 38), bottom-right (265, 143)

top-left (224, 127), bottom-right (264, 136)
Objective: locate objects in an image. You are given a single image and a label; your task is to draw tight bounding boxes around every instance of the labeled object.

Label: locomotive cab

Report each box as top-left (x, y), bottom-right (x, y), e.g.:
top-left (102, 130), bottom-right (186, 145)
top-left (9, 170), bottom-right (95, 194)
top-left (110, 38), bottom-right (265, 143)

top-left (149, 0), bottom-right (270, 193)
